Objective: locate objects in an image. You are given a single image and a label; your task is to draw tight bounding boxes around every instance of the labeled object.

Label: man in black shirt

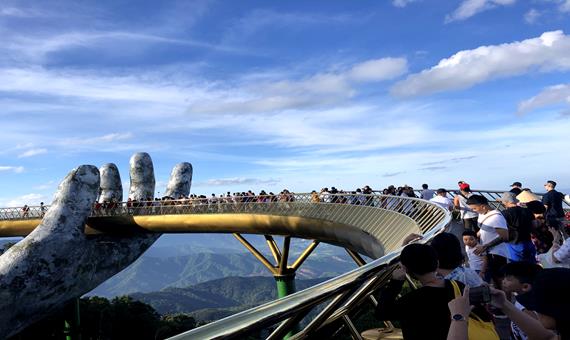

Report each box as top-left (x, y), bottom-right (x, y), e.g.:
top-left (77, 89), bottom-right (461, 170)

top-left (498, 192), bottom-right (536, 263)
top-left (376, 244), bottom-right (463, 340)
top-left (542, 180), bottom-right (565, 230)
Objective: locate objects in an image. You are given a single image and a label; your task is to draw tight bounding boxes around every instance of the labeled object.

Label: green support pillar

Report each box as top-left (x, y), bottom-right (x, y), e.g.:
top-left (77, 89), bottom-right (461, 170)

top-left (275, 273), bottom-right (296, 299)
top-left (64, 320), bottom-right (72, 340)
top-left (275, 273), bottom-right (297, 339)
top-left (63, 298), bottom-right (81, 340)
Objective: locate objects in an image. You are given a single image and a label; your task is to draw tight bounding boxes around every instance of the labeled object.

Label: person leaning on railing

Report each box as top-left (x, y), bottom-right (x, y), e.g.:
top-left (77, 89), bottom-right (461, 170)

top-left (454, 183), bottom-right (479, 232)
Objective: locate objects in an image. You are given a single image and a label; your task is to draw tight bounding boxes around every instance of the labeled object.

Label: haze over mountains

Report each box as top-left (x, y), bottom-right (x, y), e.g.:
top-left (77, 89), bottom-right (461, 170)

top-left (88, 234), bottom-right (358, 298)
top-left (130, 276), bottom-right (330, 322)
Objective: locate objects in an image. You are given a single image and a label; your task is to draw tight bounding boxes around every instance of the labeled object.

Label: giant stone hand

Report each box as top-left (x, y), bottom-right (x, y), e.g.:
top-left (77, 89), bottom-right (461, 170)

top-left (0, 153), bottom-right (192, 338)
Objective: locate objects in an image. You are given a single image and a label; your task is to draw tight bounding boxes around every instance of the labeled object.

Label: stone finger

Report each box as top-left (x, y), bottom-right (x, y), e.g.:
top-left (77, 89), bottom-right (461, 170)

top-left (128, 152), bottom-right (155, 201)
top-left (164, 162), bottom-right (193, 198)
top-left (38, 165), bottom-right (100, 236)
top-left (98, 163), bottom-right (123, 203)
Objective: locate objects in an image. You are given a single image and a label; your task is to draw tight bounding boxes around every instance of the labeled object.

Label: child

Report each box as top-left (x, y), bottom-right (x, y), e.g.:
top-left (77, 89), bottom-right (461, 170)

top-left (462, 230), bottom-right (487, 278)
top-left (501, 262), bottom-right (543, 340)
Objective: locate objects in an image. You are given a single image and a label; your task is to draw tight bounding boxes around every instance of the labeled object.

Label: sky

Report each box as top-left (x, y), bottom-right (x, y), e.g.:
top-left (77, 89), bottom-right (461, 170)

top-left (1, 0), bottom-right (570, 207)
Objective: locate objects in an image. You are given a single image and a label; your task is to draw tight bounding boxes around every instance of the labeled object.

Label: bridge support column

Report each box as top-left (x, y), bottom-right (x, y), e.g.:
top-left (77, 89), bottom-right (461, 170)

top-left (275, 273), bottom-right (296, 299)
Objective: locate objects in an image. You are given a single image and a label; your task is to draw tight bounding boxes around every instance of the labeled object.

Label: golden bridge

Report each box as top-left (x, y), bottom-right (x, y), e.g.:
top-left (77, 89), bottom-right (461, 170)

top-left (0, 193), bottom-right (450, 339)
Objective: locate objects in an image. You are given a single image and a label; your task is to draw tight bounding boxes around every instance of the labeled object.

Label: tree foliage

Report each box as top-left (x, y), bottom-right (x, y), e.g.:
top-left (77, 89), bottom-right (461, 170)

top-left (11, 296), bottom-right (197, 340)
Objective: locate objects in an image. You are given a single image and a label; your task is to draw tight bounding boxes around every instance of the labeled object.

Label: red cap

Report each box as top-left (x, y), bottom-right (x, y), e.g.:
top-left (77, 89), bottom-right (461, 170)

top-left (459, 183), bottom-right (470, 191)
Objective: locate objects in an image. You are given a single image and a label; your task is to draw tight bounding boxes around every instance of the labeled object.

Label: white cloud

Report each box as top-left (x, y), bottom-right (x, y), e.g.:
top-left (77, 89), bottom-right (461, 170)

top-left (18, 148), bottom-right (47, 158)
top-left (517, 84), bottom-right (570, 114)
top-left (198, 177), bottom-right (281, 187)
top-left (0, 166), bottom-right (24, 173)
top-left (445, 0), bottom-right (516, 23)
top-left (33, 181), bottom-right (56, 190)
top-left (3, 31), bottom-right (249, 65)
top-left (392, 0), bottom-right (420, 8)
top-left (0, 68), bottom-right (195, 104)
top-left (348, 58), bottom-right (408, 82)
top-left (391, 31), bottom-right (570, 97)
top-left (524, 9), bottom-right (540, 24)
top-left (0, 193), bottom-right (47, 207)
top-left (188, 57), bottom-right (407, 114)
top-left (555, 0), bottom-right (570, 12)
top-left (58, 133), bottom-right (134, 147)
top-left (0, 7), bottom-right (46, 18)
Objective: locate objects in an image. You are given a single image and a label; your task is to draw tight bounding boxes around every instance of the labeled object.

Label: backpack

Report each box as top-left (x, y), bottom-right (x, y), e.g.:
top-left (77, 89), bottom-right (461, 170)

top-left (450, 280), bottom-right (499, 340)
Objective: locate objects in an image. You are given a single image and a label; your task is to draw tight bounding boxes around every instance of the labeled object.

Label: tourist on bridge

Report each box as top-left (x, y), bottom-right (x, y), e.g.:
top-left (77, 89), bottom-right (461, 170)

top-left (431, 232), bottom-right (484, 287)
top-left (490, 268), bottom-right (570, 340)
top-left (462, 230), bottom-right (487, 278)
top-left (453, 183), bottom-right (479, 232)
top-left (420, 183), bottom-right (435, 200)
top-left (542, 180), bottom-right (565, 232)
top-left (430, 189), bottom-right (453, 211)
top-left (466, 195), bottom-right (509, 289)
top-left (510, 182), bottom-right (523, 196)
top-left (497, 192), bottom-right (536, 263)
top-left (376, 243), bottom-right (492, 340)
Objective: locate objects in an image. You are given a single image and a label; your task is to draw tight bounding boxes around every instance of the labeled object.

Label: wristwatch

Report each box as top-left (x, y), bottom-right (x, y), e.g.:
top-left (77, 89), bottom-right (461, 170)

top-left (452, 314), bottom-right (466, 322)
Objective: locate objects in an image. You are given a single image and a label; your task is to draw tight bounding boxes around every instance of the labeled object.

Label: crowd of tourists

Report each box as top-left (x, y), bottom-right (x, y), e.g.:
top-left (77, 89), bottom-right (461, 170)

top-left (5, 179), bottom-right (570, 339)
top-left (374, 180), bottom-right (570, 340)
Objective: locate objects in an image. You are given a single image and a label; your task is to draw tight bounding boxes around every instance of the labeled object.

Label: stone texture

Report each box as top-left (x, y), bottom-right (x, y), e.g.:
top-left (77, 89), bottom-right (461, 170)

top-left (0, 153), bottom-right (189, 338)
top-left (98, 163), bottom-right (122, 203)
top-left (164, 162), bottom-right (193, 198)
top-left (128, 152), bottom-right (155, 201)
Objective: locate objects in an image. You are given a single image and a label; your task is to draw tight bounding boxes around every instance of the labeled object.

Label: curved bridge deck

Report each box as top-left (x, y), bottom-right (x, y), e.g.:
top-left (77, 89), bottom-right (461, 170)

top-left (0, 193), bottom-right (451, 339)
top-left (0, 194), bottom-right (447, 260)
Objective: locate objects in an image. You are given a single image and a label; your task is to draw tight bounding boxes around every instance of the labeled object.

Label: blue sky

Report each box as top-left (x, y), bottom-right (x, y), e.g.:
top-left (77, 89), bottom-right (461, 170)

top-left (1, 0), bottom-right (570, 207)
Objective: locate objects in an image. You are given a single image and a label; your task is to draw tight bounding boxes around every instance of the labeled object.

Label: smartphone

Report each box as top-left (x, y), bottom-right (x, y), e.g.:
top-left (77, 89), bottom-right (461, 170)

top-left (469, 285), bottom-right (491, 304)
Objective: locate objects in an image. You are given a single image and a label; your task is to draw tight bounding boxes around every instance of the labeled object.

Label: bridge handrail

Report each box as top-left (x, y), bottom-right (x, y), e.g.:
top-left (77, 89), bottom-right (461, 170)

top-left (0, 193), bottom-right (445, 231)
top-left (164, 197), bottom-right (451, 339)
top-left (3, 189), bottom-right (566, 222)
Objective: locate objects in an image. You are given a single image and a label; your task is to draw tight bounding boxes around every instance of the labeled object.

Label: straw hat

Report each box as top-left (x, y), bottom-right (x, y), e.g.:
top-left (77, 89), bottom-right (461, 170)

top-left (516, 191), bottom-right (540, 203)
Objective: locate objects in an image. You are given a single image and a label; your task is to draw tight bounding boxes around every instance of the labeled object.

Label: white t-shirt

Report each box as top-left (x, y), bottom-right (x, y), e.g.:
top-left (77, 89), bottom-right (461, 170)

top-left (420, 189), bottom-right (435, 200)
top-left (478, 210), bottom-right (509, 258)
top-left (457, 193), bottom-right (478, 219)
top-left (554, 238), bottom-right (570, 264)
top-left (511, 300), bottom-right (534, 340)
top-left (465, 244), bottom-right (485, 271)
top-left (430, 196), bottom-right (453, 210)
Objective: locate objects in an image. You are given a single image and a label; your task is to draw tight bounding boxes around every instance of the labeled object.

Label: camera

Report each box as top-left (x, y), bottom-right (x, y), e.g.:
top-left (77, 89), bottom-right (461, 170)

top-left (469, 285), bottom-right (491, 304)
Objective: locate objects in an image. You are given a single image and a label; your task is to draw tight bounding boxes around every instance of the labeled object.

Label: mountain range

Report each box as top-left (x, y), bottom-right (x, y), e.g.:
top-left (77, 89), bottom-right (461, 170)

top-left (130, 276), bottom-right (330, 322)
top-left (88, 234), bottom-right (358, 297)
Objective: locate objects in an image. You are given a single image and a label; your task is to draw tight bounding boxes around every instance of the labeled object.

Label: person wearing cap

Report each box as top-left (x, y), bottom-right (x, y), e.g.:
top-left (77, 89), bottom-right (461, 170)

top-left (490, 268), bottom-right (570, 339)
top-left (498, 192), bottom-right (536, 263)
top-left (466, 195), bottom-right (509, 288)
top-left (542, 180), bottom-right (565, 231)
top-left (510, 182), bottom-right (523, 196)
top-left (453, 183), bottom-right (479, 232)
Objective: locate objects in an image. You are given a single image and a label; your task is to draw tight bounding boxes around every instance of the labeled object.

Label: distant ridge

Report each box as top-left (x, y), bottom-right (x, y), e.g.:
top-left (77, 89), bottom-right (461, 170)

top-left (88, 250), bottom-right (355, 297)
top-left (130, 276), bottom-right (330, 321)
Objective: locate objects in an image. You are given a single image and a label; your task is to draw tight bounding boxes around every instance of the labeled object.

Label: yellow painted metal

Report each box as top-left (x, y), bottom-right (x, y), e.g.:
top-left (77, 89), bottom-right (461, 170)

top-left (0, 214), bottom-right (354, 236)
top-left (345, 249), bottom-right (367, 267)
top-left (233, 233), bottom-right (277, 274)
top-left (278, 236), bottom-right (291, 275)
top-left (290, 240), bottom-right (319, 271)
top-left (265, 235), bottom-right (282, 265)
top-left (0, 214), bottom-right (387, 258)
